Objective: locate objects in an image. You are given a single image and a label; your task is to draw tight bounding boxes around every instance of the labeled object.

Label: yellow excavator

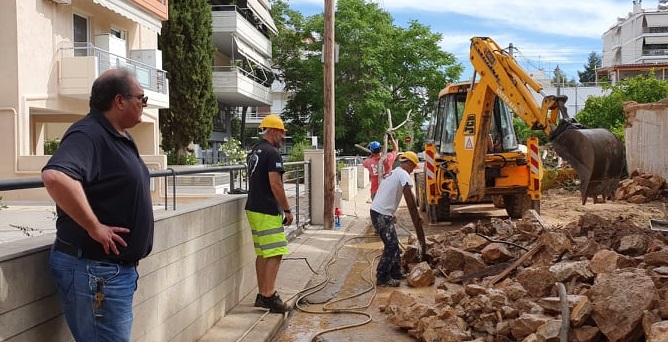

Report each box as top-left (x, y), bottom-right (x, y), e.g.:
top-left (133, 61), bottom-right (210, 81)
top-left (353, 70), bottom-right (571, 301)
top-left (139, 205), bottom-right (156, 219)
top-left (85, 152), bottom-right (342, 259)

top-left (418, 36), bottom-right (625, 223)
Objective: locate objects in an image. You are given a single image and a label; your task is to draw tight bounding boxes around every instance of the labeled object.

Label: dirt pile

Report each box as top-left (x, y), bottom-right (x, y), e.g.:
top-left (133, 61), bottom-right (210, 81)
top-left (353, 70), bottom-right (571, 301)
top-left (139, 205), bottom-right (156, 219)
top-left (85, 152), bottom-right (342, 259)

top-left (383, 210), bottom-right (668, 342)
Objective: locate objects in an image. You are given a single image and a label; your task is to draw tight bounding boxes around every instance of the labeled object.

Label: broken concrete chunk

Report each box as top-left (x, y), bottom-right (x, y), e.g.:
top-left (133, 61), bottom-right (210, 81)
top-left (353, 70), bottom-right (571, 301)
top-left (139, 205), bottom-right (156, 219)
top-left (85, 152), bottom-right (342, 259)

top-left (589, 269), bottom-right (659, 342)
top-left (407, 261), bottom-right (435, 287)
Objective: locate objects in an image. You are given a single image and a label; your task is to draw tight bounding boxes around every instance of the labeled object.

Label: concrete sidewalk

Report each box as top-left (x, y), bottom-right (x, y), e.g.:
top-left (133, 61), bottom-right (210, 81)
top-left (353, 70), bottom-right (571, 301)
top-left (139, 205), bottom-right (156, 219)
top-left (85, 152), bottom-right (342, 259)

top-left (198, 189), bottom-right (373, 342)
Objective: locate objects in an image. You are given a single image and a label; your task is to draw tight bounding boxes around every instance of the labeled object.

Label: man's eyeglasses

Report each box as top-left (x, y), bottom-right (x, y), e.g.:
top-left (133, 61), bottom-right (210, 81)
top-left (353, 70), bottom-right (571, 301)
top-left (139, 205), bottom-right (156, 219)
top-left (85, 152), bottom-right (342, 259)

top-left (125, 94), bottom-right (148, 105)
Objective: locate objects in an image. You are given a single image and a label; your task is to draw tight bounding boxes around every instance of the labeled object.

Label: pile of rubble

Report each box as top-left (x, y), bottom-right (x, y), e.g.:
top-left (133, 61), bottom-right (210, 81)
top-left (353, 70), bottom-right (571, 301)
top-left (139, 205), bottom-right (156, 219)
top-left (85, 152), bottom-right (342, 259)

top-left (615, 170), bottom-right (667, 204)
top-left (383, 211), bottom-right (668, 341)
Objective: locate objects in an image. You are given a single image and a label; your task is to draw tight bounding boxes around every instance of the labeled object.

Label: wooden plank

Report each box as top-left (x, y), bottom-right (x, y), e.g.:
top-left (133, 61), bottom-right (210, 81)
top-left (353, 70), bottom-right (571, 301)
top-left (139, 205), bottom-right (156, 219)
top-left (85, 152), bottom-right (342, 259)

top-left (403, 183), bottom-right (426, 260)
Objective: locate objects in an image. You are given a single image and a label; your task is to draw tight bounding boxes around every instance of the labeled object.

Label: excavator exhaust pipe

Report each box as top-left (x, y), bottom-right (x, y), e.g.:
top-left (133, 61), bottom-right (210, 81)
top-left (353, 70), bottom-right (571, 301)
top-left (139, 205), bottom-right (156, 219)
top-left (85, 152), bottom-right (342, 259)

top-left (550, 120), bottom-right (625, 204)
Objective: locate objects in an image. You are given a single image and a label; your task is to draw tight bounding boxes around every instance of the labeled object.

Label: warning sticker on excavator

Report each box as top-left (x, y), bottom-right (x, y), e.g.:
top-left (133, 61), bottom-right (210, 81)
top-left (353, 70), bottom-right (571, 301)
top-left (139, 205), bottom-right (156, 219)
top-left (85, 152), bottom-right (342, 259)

top-left (465, 136), bottom-right (474, 150)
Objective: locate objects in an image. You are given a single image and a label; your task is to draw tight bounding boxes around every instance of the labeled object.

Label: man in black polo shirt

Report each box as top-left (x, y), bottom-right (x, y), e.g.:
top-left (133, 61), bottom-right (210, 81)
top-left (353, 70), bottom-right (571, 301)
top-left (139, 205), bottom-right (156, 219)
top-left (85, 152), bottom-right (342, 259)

top-left (42, 68), bottom-right (153, 341)
top-left (246, 114), bottom-right (293, 313)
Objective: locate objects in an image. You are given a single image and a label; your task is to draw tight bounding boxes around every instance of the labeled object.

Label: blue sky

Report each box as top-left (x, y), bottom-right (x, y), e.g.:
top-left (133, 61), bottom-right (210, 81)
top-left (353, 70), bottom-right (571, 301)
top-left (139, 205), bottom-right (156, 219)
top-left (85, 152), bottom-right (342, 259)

top-left (285, 0), bottom-right (638, 81)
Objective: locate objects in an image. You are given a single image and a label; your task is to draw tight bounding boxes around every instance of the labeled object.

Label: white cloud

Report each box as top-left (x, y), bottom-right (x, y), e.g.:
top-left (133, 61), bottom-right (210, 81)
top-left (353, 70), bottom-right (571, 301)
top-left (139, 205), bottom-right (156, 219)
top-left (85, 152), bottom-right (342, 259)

top-left (292, 0), bottom-right (632, 38)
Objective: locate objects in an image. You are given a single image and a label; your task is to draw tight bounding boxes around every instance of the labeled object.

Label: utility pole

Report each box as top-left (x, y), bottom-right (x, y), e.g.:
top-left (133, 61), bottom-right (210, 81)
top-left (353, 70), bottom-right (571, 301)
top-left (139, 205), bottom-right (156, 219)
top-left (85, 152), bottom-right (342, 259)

top-left (323, 0), bottom-right (335, 229)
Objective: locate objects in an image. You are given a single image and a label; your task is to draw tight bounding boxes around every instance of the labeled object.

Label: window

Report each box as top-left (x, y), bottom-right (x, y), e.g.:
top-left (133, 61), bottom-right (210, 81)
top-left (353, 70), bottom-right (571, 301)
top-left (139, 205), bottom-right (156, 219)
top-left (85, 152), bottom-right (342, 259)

top-left (73, 13), bottom-right (89, 57)
top-left (110, 28), bottom-right (127, 40)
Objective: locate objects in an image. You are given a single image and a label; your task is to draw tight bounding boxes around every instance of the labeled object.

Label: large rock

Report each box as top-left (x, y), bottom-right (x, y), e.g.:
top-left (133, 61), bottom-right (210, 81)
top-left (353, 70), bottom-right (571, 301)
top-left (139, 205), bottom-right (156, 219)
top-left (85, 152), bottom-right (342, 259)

top-left (590, 249), bottom-right (637, 274)
top-left (407, 261), bottom-right (435, 287)
top-left (588, 269), bottom-right (659, 341)
top-left (384, 291), bottom-right (436, 329)
top-left (516, 266), bottom-right (556, 297)
top-left (509, 313), bottom-right (553, 340)
top-left (437, 247), bottom-right (487, 275)
top-left (644, 250), bottom-right (668, 266)
top-left (481, 243), bottom-right (514, 263)
top-left (549, 260), bottom-right (594, 283)
top-left (647, 321), bottom-right (668, 342)
top-left (416, 313), bottom-right (471, 342)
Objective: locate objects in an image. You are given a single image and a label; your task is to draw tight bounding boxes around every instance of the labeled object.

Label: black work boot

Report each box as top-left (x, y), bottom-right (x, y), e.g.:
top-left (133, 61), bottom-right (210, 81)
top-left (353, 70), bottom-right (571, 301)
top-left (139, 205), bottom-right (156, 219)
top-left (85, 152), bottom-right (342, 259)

top-left (376, 278), bottom-right (401, 287)
top-left (255, 292), bottom-right (291, 313)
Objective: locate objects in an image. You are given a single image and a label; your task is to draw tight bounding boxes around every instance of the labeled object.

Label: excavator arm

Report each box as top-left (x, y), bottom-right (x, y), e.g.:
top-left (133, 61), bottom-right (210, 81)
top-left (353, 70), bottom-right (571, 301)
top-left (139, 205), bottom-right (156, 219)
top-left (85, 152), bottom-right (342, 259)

top-left (456, 37), bottom-right (624, 204)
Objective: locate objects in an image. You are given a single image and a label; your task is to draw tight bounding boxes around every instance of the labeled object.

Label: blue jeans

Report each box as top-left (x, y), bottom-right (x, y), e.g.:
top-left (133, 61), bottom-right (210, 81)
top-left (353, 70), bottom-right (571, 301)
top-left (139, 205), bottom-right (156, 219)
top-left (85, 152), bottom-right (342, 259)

top-left (50, 244), bottom-right (138, 342)
top-left (370, 210), bottom-right (402, 282)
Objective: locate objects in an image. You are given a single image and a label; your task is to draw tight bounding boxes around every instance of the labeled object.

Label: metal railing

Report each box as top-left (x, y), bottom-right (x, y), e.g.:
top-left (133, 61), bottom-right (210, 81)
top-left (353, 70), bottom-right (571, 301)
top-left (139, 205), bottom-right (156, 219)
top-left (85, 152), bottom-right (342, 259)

top-left (0, 161), bottom-right (312, 228)
top-left (59, 43), bottom-right (168, 95)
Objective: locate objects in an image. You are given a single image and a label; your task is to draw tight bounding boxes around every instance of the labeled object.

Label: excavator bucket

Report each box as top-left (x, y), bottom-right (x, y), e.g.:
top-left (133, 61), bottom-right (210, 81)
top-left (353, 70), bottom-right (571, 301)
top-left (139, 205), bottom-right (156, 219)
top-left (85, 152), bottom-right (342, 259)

top-left (550, 121), bottom-right (625, 204)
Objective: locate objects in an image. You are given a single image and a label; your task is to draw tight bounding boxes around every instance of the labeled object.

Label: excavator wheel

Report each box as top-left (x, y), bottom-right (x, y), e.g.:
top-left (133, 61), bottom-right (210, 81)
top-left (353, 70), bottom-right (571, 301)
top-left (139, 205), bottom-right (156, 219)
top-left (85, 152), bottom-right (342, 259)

top-left (427, 198), bottom-right (450, 224)
top-left (503, 194), bottom-right (540, 218)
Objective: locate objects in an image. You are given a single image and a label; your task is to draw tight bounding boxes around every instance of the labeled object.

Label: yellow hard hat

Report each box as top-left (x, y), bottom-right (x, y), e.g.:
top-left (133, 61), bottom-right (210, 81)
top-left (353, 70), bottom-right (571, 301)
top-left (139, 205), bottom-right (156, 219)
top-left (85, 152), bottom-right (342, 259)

top-left (399, 151), bottom-right (420, 168)
top-left (259, 114), bottom-right (286, 131)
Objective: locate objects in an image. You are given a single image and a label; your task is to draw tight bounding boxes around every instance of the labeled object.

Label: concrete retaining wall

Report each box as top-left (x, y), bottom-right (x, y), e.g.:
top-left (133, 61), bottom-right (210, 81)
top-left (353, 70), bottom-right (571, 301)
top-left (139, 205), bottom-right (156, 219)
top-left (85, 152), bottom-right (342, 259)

top-left (624, 100), bottom-right (668, 180)
top-left (0, 196), bottom-right (255, 342)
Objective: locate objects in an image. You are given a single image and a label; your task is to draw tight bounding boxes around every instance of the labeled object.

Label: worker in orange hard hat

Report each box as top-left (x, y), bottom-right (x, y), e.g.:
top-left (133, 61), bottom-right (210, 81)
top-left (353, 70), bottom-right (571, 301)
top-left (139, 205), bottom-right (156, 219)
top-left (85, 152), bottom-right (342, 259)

top-left (245, 114), bottom-right (293, 313)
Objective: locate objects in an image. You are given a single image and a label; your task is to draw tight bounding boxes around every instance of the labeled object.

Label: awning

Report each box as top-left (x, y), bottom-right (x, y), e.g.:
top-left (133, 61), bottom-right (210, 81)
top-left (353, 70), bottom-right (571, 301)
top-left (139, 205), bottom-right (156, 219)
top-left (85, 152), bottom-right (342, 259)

top-left (644, 36), bottom-right (668, 45)
top-left (645, 14), bottom-right (668, 28)
top-left (246, 0), bottom-right (278, 35)
top-left (93, 0), bottom-right (162, 33)
top-left (234, 36), bottom-right (271, 69)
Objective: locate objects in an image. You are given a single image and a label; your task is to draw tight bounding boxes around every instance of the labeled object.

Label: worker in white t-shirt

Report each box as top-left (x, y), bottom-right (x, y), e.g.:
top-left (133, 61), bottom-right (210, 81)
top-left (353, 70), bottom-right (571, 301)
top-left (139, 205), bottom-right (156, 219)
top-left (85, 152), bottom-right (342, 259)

top-left (369, 151), bottom-right (420, 287)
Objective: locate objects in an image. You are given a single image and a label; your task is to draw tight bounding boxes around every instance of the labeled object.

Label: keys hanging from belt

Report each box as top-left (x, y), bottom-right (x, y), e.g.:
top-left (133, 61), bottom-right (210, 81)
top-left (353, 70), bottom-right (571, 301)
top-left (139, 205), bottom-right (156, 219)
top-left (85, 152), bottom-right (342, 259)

top-left (94, 278), bottom-right (106, 311)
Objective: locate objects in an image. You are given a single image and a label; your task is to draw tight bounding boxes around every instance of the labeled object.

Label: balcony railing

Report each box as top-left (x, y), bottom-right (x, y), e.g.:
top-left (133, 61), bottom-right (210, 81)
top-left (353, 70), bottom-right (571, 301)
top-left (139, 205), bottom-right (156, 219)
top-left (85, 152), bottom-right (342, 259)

top-left (643, 26), bottom-right (668, 34)
top-left (211, 65), bottom-right (271, 87)
top-left (59, 43), bottom-right (168, 95)
top-left (211, 4), bottom-right (271, 39)
top-left (642, 48), bottom-right (668, 56)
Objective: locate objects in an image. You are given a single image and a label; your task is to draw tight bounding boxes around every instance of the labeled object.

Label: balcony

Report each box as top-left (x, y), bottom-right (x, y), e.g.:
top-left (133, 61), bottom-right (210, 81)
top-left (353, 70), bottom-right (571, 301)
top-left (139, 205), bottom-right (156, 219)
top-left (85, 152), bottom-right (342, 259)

top-left (58, 44), bottom-right (169, 109)
top-left (211, 5), bottom-right (272, 68)
top-left (212, 66), bottom-right (271, 106)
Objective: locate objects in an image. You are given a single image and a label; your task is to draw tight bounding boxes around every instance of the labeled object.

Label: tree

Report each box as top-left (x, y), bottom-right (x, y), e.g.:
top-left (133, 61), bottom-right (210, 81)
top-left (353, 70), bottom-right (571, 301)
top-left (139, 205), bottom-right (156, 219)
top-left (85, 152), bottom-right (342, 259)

top-left (159, 0), bottom-right (218, 163)
top-left (576, 72), bottom-right (668, 140)
top-left (552, 65), bottom-right (577, 87)
top-left (270, 0), bottom-right (462, 153)
top-left (577, 51), bottom-right (601, 84)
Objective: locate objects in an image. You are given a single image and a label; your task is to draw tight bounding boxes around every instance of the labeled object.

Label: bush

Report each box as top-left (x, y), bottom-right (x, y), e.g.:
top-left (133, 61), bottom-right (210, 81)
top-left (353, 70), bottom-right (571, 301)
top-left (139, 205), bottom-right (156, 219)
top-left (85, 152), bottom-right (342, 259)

top-left (513, 117), bottom-right (548, 145)
top-left (167, 152), bottom-right (197, 165)
top-left (218, 138), bottom-right (246, 165)
top-left (44, 138), bottom-right (60, 155)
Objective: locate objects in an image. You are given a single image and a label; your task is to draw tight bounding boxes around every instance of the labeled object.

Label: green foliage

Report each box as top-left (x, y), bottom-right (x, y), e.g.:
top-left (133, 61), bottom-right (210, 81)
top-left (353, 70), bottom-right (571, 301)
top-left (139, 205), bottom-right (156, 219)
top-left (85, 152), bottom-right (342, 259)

top-left (0, 196), bottom-right (7, 211)
top-left (512, 117), bottom-right (548, 145)
top-left (552, 66), bottom-right (577, 87)
top-left (576, 72), bottom-right (668, 142)
top-left (270, 0), bottom-right (462, 154)
top-left (286, 141), bottom-right (309, 162)
top-left (218, 138), bottom-right (246, 165)
top-left (167, 152), bottom-right (197, 165)
top-left (577, 52), bottom-right (601, 84)
top-left (44, 138), bottom-right (60, 155)
top-left (159, 0), bottom-right (218, 162)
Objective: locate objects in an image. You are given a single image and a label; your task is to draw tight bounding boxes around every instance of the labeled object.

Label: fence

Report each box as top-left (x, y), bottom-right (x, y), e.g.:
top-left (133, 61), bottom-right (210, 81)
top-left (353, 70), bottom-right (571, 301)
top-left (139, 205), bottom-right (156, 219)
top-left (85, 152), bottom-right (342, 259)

top-left (0, 161), bottom-right (312, 229)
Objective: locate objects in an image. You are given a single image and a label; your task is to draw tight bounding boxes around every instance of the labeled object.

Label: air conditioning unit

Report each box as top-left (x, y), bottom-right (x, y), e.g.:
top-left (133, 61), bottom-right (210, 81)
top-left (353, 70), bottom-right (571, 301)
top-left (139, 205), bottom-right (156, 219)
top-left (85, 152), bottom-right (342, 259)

top-left (51, 0), bottom-right (72, 4)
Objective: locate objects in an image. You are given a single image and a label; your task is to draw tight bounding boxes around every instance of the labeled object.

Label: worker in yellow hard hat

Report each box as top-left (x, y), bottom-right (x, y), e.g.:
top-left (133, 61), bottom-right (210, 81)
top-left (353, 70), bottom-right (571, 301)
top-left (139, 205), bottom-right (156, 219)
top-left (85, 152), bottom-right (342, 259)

top-left (245, 114), bottom-right (293, 313)
top-left (369, 151), bottom-right (420, 287)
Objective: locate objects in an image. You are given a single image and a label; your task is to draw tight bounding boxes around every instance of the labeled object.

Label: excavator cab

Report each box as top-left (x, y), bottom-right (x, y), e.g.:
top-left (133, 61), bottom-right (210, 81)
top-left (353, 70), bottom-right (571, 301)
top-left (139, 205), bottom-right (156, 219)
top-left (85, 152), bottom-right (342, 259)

top-left (431, 83), bottom-right (519, 156)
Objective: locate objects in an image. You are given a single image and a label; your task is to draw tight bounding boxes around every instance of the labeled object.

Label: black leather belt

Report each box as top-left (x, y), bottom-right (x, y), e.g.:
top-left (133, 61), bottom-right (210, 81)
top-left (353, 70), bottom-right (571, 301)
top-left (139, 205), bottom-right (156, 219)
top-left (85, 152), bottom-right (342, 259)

top-left (53, 239), bottom-right (137, 266)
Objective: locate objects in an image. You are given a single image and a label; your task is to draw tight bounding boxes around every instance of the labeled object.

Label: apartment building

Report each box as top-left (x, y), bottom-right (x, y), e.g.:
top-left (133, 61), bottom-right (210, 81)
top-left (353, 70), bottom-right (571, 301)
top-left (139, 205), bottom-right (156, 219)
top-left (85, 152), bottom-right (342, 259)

top-left (207, 0), bottom-right (276, 162)
top-left (599, 0), bottom-right (668, 83)
top-left (0, 0), bottom-right (169, 200)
